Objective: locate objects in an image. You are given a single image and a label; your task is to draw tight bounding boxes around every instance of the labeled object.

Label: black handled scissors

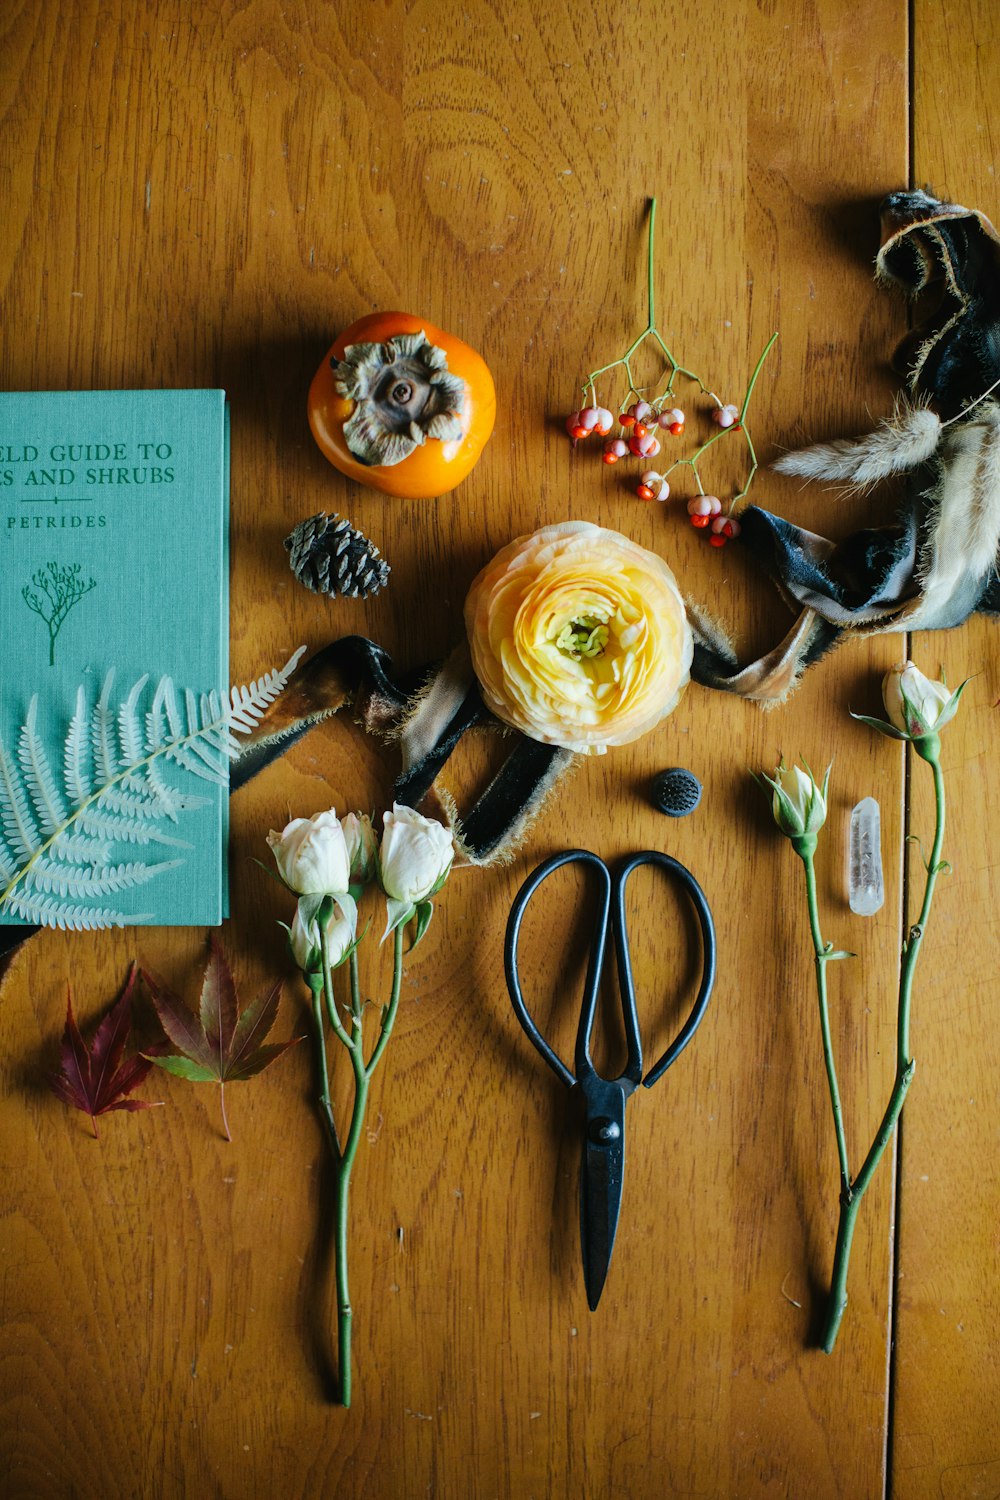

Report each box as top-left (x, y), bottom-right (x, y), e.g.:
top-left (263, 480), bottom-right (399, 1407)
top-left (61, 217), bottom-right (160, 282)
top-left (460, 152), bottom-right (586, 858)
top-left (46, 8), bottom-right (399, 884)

top-left (504, 849), bottom-right (717, 1311)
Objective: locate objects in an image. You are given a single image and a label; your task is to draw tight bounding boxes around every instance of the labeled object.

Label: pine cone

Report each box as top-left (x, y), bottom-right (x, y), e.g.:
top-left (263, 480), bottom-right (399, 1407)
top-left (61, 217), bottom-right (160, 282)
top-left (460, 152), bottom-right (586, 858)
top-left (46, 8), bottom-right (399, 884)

top-left (284, 512), bottom-right (390, 600)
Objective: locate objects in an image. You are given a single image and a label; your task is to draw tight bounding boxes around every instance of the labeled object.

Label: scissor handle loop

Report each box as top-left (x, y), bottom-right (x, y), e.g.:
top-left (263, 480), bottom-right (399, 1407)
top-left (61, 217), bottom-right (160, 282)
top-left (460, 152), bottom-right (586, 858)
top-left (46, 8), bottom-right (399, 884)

top-left (612, 851), bottom-right (717, 1089)
top-left (504, 849), bottom-right (615, 1090)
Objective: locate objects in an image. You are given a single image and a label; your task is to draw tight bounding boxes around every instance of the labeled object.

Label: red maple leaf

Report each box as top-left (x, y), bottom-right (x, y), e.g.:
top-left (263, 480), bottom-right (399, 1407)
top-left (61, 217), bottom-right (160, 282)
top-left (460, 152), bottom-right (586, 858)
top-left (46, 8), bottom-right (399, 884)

top-left (142, 935), bottom-right (303, 1141)
top-left (48, 966), bottom-right (161, 1138)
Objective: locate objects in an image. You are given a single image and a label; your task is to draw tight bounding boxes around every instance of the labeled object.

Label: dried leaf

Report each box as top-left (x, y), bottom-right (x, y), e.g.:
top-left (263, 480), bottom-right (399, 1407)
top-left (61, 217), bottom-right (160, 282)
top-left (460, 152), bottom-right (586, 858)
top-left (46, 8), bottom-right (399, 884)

top-left (48, 966), bottom-right (161, 1138)
top-left (142, 937), bottom-right (303, 1140)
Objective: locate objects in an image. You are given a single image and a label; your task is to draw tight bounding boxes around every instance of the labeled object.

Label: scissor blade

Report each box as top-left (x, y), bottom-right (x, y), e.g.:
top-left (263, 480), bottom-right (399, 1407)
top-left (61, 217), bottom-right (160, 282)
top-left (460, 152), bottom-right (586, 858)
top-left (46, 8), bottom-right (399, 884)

top-left (579, 1091), bottom-right (627, 1312)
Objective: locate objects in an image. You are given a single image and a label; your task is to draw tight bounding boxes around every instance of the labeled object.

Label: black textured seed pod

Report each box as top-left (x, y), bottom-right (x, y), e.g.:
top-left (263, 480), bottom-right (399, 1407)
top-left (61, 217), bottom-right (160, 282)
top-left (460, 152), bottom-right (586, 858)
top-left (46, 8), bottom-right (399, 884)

top-left (284, 512), bottom-right (390, 600)
top-left (651, 767), bottom-right (702, 817)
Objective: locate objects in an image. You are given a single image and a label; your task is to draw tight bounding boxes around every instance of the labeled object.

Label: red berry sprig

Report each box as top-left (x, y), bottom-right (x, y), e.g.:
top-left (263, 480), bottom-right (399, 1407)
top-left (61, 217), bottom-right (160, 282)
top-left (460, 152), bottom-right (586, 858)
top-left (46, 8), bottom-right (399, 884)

top-left (686, 494), bottom-right (722, 529)
top-left (563, 199), bottom-right (777, 551)
top-left (660, 335), bottom-right (774, 548)
top-left (566, 406), bottom-right (614, 441)
top-left (709, 516), bottom-right (741, 547)
top-left (684, 495), bottom-right (743, 547)
top-left (636, 469), bottom-right (670, 502)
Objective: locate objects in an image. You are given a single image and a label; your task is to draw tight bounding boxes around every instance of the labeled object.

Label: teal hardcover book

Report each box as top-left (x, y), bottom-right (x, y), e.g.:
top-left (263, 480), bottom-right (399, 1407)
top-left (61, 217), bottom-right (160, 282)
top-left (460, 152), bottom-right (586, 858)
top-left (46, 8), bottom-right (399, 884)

top-left (0, 389), bottom-right (229, 927)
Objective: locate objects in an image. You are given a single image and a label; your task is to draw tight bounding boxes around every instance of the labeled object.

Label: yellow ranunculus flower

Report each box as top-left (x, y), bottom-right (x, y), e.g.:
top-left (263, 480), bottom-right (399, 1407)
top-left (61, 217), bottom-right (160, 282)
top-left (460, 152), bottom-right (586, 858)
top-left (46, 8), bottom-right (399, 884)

top-left (464, 520), bottom-right (693, 755)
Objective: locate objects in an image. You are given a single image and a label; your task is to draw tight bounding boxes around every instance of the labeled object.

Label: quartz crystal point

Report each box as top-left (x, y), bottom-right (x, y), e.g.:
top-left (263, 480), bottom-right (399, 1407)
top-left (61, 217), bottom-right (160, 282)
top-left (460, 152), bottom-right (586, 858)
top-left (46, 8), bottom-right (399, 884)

top-left (848, 796), bottom-right (884, 916)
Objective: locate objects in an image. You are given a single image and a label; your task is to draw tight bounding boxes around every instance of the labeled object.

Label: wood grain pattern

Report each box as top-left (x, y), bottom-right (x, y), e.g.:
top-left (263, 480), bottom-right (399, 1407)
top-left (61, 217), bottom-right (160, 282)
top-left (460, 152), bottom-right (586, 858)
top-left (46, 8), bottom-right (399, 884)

top-left (0, 1), bottom-right (994, 1496)
top-left (892, 4), bottom-right (1000, 1497)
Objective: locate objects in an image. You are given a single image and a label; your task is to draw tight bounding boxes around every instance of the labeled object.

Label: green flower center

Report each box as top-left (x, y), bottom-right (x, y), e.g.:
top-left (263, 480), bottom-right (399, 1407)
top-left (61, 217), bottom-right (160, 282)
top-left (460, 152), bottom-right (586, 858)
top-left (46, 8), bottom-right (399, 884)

top-left (556, 615), bottom-right (609, 660)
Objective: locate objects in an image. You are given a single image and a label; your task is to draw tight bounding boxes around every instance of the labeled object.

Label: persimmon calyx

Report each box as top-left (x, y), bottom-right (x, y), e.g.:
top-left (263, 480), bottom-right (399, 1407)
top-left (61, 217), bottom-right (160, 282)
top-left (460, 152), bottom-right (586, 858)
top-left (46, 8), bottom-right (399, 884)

top-left (332, 331), bottom-right (466, 466)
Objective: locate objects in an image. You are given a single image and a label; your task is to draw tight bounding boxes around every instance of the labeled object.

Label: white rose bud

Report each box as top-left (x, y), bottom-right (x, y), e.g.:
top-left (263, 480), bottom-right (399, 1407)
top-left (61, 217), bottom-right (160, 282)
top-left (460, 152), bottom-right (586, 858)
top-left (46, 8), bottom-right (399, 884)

top-left (379, 803), bottom-right (454, 939)
top-left (289, 902), bottom-right (322, 974)
top-left (289, 898), bottom-right (355, 975)
top-left (267, 811), bottom-right (351, 896)
top-left (341, 811), bottom-right (379, 885)
top-left (761, 760), bottom-right (831, 857)
top-left (771, 763), bottom-right (827, 837)
top-left (882, 662), bottom-right (962, 739)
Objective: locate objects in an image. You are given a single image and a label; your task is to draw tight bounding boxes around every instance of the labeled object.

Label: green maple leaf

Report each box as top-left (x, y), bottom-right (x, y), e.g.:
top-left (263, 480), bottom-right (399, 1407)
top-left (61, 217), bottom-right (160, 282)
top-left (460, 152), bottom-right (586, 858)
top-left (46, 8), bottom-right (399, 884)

top-left (142, 936), bottom-right (303, 1140)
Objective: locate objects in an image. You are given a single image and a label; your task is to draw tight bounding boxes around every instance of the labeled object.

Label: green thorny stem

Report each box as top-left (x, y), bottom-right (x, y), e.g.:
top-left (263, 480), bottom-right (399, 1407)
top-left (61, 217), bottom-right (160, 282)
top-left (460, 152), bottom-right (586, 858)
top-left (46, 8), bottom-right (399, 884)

top-left (799, 742), bottom-right (947, 1353)
top-left (308, 911), bottom-right (406, 1407)
top-left (580, 196), bottom-right (777, 511)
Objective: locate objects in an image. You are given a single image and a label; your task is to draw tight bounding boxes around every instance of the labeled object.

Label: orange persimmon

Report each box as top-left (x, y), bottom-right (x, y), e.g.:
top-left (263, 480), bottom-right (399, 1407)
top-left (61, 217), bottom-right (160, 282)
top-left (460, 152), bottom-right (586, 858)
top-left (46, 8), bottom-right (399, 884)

top-left (307, 311), bottom-right (495, 499)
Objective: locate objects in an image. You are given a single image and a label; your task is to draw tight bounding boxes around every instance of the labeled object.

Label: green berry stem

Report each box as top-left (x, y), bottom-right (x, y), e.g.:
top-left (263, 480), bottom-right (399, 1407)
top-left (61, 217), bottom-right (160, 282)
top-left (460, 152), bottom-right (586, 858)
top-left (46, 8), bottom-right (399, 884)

top-left (731, 330), bottom-right (778, 507)
top-left (580, 199), bottom-right (719, 407)
top-left (740, 329), bottom-right (778, 424)
top-left (659, 331), bottom-right (778, 508)
top-left (647, 194), bottom-right (657, 329)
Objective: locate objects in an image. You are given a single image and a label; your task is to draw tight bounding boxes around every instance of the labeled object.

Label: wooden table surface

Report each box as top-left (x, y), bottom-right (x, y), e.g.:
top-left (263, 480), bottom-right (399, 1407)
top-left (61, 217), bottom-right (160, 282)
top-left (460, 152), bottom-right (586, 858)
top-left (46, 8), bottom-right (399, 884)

top-left (2, 2), bottom-right (998, 1496)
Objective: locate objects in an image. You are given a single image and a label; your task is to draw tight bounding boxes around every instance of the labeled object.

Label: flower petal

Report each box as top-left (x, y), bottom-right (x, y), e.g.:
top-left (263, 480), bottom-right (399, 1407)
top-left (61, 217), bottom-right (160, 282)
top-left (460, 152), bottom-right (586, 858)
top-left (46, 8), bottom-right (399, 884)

top-left (464, 521), bottom-right (693, 754)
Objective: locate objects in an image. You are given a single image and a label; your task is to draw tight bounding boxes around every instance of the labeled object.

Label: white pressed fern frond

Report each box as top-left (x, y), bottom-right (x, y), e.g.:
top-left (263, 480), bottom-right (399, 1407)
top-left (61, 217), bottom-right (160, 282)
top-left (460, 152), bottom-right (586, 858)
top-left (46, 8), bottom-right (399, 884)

top-left (98, 782), bottom-right (207, 822)
top-left (4, 891), bottom-right (141, 931)
top-left (29, 857), bottom-right (182, 899)
top-left (118, 677), bottom-right (148, 764)
top-left (49, 832), bottom-right (112, 866)
top-left (18, 698), bottom-right (67, 837)
top-left (226, 646), bottom-right (306, 744)
top-left (64, 687), bottom-right (91, 804)
top-left (0, 646), bottom-right (305, 931)
top-left (0, 741), bottom-right (40, 862)
top-left (92, 670), bottom-right (120, 785)
top-left (76, 808), bottom-right (192, 847)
